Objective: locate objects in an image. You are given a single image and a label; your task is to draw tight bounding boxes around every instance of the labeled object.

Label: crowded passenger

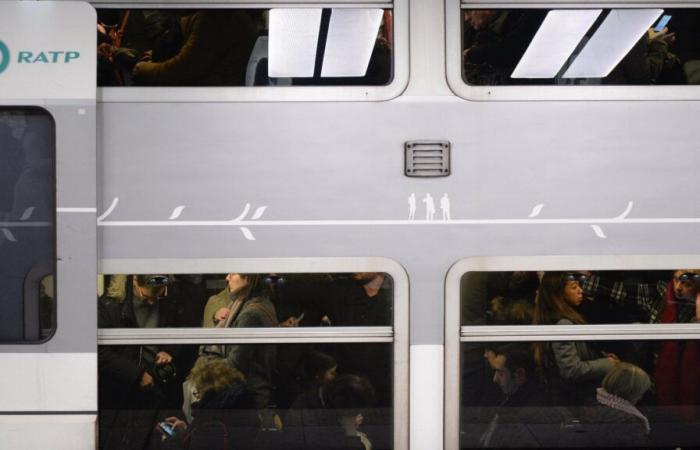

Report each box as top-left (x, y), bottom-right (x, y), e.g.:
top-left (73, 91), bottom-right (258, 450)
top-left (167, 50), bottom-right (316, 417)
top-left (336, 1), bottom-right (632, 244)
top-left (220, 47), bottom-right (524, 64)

top-left (98, 274), bottom-right (185, 450)
top-left (477, 343), bottom-right (549, 448)
top-left (199, 273), bottom-right (278, 411)
top-left (97, 272), bottom-right (394, 449)
top-left (462, 10), bottom-right (544, 85)
top-left (533, 272), bottom-right (619, 405)
top-left (462, 9), bottom-right (700, 85)
top-left (561, 363), bottom-right (652, 448)
top-left (159, 358), bottom-right (258, 450)
top-left (320, 272), bottom-right (392, 407)
top-left (97, 9), bottom-right (393, 87)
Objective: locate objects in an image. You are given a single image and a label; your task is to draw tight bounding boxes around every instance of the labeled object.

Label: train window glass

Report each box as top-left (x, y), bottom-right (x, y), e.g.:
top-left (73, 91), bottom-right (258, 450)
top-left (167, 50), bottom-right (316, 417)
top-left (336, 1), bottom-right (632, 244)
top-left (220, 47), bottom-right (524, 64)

top-left (99, 273), bottom-right (393, 328)
top-left (459, 339), bottom-right (700, 449)
top-left (97, 9), bottom-right (393, 87)
top-left (0, 108), bottom-right (56, 343)
top-left (97, 342), bottom-right (392, 449)
top-left (461, 270), bottom-right (700, 326)
top-left (460, 8), bottom-right (700, 86)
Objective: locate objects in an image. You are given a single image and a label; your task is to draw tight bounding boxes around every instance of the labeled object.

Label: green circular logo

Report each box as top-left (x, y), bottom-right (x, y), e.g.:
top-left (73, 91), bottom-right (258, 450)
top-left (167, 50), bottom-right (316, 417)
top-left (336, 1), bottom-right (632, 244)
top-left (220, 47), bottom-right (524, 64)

top-left (0, 40), bottom-right (9, 74)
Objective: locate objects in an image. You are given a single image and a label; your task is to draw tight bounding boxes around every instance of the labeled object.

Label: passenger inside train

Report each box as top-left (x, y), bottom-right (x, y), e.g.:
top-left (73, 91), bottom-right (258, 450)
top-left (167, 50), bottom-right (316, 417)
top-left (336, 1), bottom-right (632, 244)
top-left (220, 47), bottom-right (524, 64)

top-left (462, 9), bottom-right (700, 85)
top-left (96, 9), bottom-right (393, 87)
top-left (97, 272), bottom-right (393, 450)
top-left (460, 269), bottom-right (700, 448)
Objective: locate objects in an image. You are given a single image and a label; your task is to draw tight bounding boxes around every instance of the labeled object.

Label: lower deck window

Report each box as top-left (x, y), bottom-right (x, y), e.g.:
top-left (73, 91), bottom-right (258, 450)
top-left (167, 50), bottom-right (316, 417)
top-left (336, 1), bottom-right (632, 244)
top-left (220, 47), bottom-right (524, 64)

top-left (98, 343), bottom-right (393, 449)
top-left (461, 339), bottom-right (700, 448)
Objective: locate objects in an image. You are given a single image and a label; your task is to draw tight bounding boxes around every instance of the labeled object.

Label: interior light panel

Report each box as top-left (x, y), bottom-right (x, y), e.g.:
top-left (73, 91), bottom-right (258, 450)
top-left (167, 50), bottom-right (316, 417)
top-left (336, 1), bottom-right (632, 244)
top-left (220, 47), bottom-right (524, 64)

top-left (268, 9), bottom-right (322, 78)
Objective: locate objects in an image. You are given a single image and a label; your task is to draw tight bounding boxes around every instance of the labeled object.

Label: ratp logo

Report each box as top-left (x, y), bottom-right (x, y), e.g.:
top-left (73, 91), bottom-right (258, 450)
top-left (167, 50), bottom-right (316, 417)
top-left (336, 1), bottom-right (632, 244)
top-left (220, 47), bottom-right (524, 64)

top-left (0, 40), bottom-right (9, 74)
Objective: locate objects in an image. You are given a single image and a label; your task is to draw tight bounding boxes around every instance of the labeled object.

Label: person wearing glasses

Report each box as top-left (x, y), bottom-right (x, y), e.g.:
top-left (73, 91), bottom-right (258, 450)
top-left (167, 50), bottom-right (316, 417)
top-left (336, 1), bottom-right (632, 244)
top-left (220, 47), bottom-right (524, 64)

top-left (533, 272), bottom-right (620, 406)
top-left (98, 274), bottom-right (184, 450)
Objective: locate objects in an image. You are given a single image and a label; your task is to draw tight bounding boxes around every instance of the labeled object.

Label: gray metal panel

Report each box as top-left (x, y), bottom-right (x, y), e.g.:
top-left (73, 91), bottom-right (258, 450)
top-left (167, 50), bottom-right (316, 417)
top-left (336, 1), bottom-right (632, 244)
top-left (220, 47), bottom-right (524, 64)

top-left (99, 95), bottom-right (700, 346)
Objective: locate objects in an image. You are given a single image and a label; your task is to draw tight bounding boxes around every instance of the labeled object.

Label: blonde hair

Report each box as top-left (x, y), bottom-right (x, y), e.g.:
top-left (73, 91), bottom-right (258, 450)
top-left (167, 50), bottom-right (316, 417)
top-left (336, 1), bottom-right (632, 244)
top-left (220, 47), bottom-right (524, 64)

top-left (187, 358), bottom-right (245, 399)
top-left (602, 362), bottom-right (651, 404)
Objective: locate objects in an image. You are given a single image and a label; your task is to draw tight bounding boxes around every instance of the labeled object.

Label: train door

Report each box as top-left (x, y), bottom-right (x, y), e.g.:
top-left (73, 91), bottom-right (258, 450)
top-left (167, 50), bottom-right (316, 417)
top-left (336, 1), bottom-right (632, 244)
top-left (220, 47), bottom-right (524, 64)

top-left (0, 2), bottom-right (97, 449)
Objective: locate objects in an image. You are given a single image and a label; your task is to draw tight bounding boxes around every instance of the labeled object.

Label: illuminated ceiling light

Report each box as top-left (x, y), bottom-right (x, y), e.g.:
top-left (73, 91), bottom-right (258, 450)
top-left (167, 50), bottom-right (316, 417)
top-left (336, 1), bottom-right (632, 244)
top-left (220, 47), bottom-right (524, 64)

top-left (563, 8), bottom-right (663, 78)
top-left (511, 9), bottom-right (601, 79)
top-left (321, 9), bottom-right (384, 77)
top-left (268, 9), bottom-right (322, 77)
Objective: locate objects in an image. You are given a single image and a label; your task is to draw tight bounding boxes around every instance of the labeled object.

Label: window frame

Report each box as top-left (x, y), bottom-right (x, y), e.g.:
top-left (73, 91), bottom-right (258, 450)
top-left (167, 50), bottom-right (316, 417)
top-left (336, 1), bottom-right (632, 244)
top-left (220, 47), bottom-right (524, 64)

top-left (98, 256), bottom-right (409, 450)
top-left (446, 0), bottom-right (700, 101)
top-left (0, 106), bottom-right (58, 345)
top-left (94, 1), bottom-right (408, 102)
top-left (445, 254), bottom-right (700, 450)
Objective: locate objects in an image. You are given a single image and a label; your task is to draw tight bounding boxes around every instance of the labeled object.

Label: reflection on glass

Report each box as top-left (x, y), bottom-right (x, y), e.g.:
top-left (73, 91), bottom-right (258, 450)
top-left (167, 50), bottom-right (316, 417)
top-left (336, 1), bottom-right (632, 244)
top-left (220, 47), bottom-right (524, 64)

top-left (461, 340), bottom-right (700, 448)
top-left (462, 9), bottom-right (700, 86)
top-left (97, 9), bottom-right (394, 87)
top-left (0, 109), bottom-right (55, 342)
top-left (98, 343), bottom-right (392, 450)
top-left (99, 273), bottom-right (393, 328)
top-left (461, 270), bottom-right (700, 326)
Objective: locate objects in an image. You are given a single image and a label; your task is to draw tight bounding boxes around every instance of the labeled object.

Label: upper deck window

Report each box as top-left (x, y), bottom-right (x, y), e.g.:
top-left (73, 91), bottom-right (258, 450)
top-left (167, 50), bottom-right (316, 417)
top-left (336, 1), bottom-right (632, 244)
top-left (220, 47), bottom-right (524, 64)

top-left (461, 8), bottom-right (700, 86)
top-left (97, 8), bottom-right (393, 88)
top-left (0, 108), bottom-right (56, 343)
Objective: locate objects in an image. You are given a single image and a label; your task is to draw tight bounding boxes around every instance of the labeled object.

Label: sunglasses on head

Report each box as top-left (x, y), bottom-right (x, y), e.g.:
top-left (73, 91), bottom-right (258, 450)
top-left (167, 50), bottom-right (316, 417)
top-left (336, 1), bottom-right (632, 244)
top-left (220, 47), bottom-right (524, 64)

top-left (145, 275), bottom-right (169, 287)
top-left (677, 272), bottom-right (700, 284)
top-left (565, 272), bottom-right (588, 284)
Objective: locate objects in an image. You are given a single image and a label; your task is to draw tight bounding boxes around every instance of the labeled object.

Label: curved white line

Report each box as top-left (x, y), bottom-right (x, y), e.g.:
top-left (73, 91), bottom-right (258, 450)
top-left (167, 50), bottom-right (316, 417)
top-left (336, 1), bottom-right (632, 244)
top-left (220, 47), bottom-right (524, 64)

top-left (615, 201), bottom-right (634, 220)
top-left (1, 228), bottom-right (17, 242)
top-left (528, 204), bottom-right (545, 218)
top-left (20, 207), bottom-right (35, 221)
top-left (97, 197), bottom-right (119, 222)
top-left (240, 227), bottom-right (256, 241)
top-left (98, 217), bottom-right (700, 227)
top-left (251, 206), bottom-right (268, 220)
top-left (169, 206), bottom-right (186, 220)
top-left (229, 203), bottom-right (251, 223)
top-left (591, 225), bottom-right (607, 239)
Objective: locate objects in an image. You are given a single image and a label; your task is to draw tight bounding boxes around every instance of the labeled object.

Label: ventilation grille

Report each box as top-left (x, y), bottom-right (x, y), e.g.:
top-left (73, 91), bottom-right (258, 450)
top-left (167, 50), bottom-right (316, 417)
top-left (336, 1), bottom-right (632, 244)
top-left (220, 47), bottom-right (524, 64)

top-left (404, 141), bottom-right (450, 177)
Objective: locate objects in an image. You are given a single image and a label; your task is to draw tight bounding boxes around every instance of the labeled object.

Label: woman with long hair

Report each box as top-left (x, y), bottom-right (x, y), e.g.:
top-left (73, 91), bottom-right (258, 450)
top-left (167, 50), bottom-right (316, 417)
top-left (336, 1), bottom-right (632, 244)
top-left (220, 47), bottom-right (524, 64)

top-left (207, 274), bottom-right (279, 410)
top-left (533, 272), bottom-right (619, 405)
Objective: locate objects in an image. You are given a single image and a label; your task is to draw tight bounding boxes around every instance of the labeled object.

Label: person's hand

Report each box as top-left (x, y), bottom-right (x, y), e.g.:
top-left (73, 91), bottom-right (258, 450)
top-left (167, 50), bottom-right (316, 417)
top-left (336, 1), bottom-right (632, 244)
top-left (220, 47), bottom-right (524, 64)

top-left (97, 43), bottom-right (115, 58)
top-left (648, 27), bottom-right (675, 44)
top-left (214, 307), bottom-right (231, 323)
top-left (155, 351), bottom-right (173, 366)
top-left (605, 352), bottom-right (621, 365)
top-left (140, 371), bottom-right (155, 390)
top-left (280, 316), bottom-right (301, 327)
top-left (139, 50), bottom-right (153, 63)
top-left (164, 416), bottom-right (188, 433)
top-left (320, 315), bottom-right (332, 326)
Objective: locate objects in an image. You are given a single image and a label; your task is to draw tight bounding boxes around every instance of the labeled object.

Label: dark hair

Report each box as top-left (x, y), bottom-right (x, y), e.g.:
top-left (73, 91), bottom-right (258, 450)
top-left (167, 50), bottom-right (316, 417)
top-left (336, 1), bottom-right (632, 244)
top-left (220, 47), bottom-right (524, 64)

top-left (486, 342), bottom-right (536, 376)
top-left (325, 374), bottom-right (376, 414)
top-left (489, 296), bottom-right (534, 325)
top-left (300, 351), bottom-right (337, 386)
top-left (233, 273), bottom-right (269, 300)
top-left (533, 272), bottom-right (585, 325)
top-left (533, 272), bottom-right (585, 368)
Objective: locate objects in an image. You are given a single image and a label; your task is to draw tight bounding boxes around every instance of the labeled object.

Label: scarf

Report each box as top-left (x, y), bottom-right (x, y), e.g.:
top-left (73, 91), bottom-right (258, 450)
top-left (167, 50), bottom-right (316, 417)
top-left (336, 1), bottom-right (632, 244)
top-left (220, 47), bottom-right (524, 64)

top-left (596, 387), bottom-right (650, 434)
top-left (653, 282), bottom-right (700, 413)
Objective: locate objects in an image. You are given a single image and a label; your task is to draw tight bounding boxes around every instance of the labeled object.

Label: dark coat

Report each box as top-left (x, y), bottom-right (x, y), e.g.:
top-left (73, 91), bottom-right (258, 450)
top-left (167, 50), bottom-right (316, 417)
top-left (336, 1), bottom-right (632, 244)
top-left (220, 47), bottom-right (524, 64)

top-left (132, 11), bottom-right (257, 86)
top-left (224, 296), bottom-right (278, 409)
top-left (98, 292), bottom-right (184, 409)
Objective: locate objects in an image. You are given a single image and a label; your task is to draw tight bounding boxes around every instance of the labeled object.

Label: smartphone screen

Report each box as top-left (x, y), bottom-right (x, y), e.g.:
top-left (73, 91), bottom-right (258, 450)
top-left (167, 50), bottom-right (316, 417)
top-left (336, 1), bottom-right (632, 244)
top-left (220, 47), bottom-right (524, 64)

top-left (655, 14), bottom-right (672, 32)
top-left (159, 422), bottom-right (176, 437)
